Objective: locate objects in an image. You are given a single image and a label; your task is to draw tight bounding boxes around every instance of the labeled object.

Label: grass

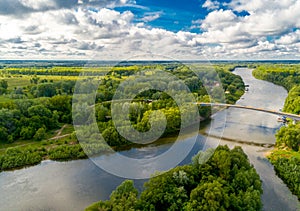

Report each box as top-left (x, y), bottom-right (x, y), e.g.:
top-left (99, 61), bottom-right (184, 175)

top-left (2, 75), bottom-right (79, 90)
top-left (3, 76), bottom-right (31, 90)
top-left (0, 140), bottom-right (37, 150)
top-left (0, 124), bottom-right (74, 155)
top-left (44, 128), bottom-right (61, 139)
top-left (0, 134), bottom-right (76, 155)
top-left (61, 124), bottom-right (74, 135)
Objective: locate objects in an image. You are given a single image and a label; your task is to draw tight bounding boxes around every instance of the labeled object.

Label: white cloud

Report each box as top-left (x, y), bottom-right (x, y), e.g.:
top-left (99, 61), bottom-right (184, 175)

top-left (188, 0), bottom-right (300, 59)
top-left (201, 9), bottom-right (238, 31)
top-left (0, 0), bottom-right (300, 60)
top-left (229, 0), bottom-right (296, 13)
top-left (276, 30), bottom-right (300, 45)
top-left (227, 0), bottom-right (300, 35)
top-left (141, 12), bottom-right (162, 22)
top-left (0, 7), bottom-right (195, 60)
top-left (20, 0), bottom-right (57, 10)
top-left (202, 0), bottom-right (220, 10)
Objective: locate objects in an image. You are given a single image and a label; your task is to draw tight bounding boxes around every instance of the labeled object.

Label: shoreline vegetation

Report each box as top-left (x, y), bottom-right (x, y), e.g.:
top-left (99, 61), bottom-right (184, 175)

top-left (252, 64), bottom-right (300, 200)
top-left (0, 63), bottom-right (245, 172)
top-left (85, 146), bottom-right (263, 211)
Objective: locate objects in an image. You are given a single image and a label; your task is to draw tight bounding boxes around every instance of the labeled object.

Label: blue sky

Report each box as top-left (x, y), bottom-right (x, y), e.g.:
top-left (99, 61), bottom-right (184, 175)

top-left (0, 0), bottom-right (299, 60)
top-left (115, 0), bottom-right (221, 32)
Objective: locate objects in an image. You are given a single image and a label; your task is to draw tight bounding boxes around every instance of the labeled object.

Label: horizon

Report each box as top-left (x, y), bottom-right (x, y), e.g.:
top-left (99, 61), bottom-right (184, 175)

top-left (1, 59), bottom-right (300, 62)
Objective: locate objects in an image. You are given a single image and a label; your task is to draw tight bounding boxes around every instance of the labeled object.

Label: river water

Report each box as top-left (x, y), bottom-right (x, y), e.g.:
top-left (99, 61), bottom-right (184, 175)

top-left (0, 68), bottom-right (299, 211)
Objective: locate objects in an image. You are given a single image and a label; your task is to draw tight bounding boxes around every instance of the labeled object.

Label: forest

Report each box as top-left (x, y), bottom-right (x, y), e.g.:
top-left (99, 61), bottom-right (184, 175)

top-left (85, 146), bottom-right (263, 211)
top-left (0, 63), bottom-right (245, 171)
top-left (252, 64), bottom-right (300, 200)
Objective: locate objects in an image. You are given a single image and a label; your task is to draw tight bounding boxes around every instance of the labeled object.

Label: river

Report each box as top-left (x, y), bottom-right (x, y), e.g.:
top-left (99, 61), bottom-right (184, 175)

top-left (0, 68), bottom-right (299, 211)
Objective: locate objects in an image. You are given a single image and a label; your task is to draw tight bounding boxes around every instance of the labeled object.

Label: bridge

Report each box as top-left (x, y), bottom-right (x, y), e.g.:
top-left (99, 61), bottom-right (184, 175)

top-left (197, 102), bottom-right (300, 122)
top-left (92, 100), bottom-right (300, 122)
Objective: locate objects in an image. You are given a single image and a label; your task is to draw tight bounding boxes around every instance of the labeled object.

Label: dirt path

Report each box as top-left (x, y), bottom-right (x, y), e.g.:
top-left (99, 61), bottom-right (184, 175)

top-left (0, 125), bottom-right (71, 152)
top-left (48, 124), bottom-right (71, 140)
top-left (48, 133), bottom-right (71, 140)
top-left (57, 124), bottom-right (67, 136)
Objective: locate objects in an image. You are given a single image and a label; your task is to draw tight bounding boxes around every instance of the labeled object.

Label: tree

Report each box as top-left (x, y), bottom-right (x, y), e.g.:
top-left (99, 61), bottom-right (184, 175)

top-left (185, 77), bottom-right (200, 92)
top-left (36, 83), bottom-right (57, 97)
top-left (28, 105), bottom-right (52, 118)
top-left (85, 180), bottom-right (138, 211)
top-left (20, 127), bottom-right (35, 139)
top-left (283, 86), bottom-right (300, 114)
top-left (0, 127), bottom-right (8, 142)
top-left (0, 80), bottom-right (8, 89)
top-left (109, 180), bottom-right (138, 210)
top-left (86, 146), bottom-right (263, 211)
top-left (185, 180), bottom-right (230, 211)
top-left (47, 95), bottom-right (72, 123)
top-left (276, 123), bottom-right (300, 151)
top-left (96, 105), bottom-right (110, 122)
top-left (34, 127), bottom-right (46, 141)
top-left (102, 126), bottom-right (121, 146)
top-left (47, 95), bottom-right (71, 113)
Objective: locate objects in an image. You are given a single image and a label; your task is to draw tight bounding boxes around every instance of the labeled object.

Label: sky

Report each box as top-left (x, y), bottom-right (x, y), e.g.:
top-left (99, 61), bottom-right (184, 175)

top-left (0, 0), bottom-right (300, 60)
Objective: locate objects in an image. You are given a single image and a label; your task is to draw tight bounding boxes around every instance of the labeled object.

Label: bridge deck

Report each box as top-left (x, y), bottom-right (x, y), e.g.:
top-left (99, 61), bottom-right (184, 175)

top-left (196, 102), bottom-right (300, 121)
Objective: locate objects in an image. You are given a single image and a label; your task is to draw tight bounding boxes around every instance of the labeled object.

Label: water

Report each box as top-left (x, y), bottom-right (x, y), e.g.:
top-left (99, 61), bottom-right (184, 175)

top-left (206, 68), bottom-right (287, 144)
top-left (204, 68), bottom-right (299, 211)
top-left (0, 68), bottom-right (299, 211)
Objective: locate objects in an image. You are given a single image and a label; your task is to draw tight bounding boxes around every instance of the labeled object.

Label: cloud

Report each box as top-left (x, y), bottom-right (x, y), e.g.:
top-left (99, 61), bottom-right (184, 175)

top-left (228, 0), bottom-right (300, 35)
top-left (201, 9), bottom-right (238, 31)
top-left (202, 0), bottom-right (220, 10)
top-left (188, 0), bottom-right (300, 59)
top-left (7, 37), bottom-right (24, 43)
top-left (0, 0), bottom-right (300, 60)
top-left (228, 0), bottom-right (295, 13)
top-left (20, 0), bottom-right (57, 10)
top-left (0, 7), bottom-right (187, 59)
top-left (0, 0), bottom-right (133, 16)
top-left (140, 12), bottom-right (162, 22)
top-left (0, 0), bottom-right (77, 16)
top-left (275, 30), bottom-right (300, 45)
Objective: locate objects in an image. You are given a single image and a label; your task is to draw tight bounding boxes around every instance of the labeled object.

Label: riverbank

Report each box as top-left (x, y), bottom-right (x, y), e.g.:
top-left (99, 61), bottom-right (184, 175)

top-left (0, 116), bottom-right (211, 173)
top-left (252, 64), bottom-right (300, 202)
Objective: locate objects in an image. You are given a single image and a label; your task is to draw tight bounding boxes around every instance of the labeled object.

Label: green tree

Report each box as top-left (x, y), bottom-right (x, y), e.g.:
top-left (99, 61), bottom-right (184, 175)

top-left (34, 127), bottom-right (46, 141)
top-left (36, 83), bottom-right (57, 97)
top-left (0, 80), bottom-right (8, 89)
top-left (102, 126), bottom-right (122, 146)
top-left (276, 123), bottom-right (300, 151)
top-left (28, 105), bottom-right (52, 118)
top-left (185, 179), bottom-right (230, 211)
top-left (0, 127), bottom-right (8, 142)
top-left (20, 126), bottom-right (35, 139)
top-left (109, 180), bottom-right (139, 210)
